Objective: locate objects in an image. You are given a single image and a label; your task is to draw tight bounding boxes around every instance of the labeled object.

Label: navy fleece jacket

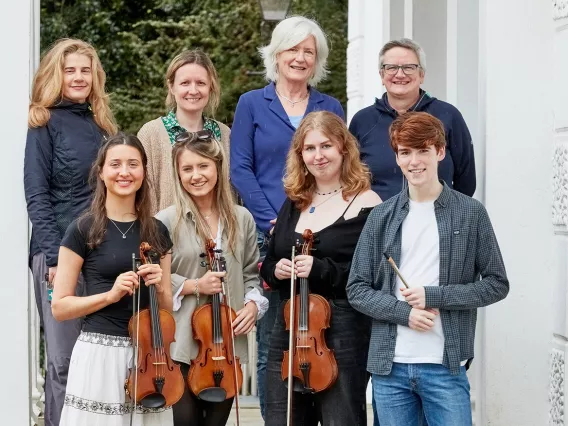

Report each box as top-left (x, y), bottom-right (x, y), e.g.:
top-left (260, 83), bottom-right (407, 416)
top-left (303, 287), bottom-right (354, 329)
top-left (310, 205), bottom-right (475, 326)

top-left (349, 91), bottom-right (476, 201)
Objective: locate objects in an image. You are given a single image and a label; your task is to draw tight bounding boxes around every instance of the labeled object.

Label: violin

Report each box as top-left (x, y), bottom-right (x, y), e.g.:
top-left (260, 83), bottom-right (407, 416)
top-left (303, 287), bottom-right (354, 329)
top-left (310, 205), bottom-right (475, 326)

top-left (125, 242), bottom-right (184, 409)
top-left (283, 229), bottom-right (338, 423)
top-left (187, 239), bottom-right (242, 419)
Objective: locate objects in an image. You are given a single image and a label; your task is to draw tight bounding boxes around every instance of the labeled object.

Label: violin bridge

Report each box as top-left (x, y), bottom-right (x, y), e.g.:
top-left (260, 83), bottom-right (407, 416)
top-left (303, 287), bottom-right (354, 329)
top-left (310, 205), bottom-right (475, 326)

top-left (211, 356), bottom-right (226, 361)
top-left (296, 345), bottom-right (310, 348)
top-left (152, 362), bottom-right (167, 365)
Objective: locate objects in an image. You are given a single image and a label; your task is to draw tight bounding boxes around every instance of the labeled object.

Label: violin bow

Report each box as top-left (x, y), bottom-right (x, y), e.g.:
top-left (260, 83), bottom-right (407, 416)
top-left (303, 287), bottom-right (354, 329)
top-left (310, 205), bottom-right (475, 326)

top-left (218, 250), bottom-right (241, 426)
top-left (129, 252), bottom-right (142, 426)
top-left (286, 245), bottom-right (296, 426)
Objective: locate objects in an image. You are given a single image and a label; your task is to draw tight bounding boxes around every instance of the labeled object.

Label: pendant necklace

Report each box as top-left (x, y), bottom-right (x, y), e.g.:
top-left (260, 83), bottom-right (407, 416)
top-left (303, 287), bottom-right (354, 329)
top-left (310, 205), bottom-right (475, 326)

top-left (109, 218), bottom-right (136, 239)
top-left (309, 190), bottom-right (342, 214)
top-left (276, 88), bottom-right (309, 107)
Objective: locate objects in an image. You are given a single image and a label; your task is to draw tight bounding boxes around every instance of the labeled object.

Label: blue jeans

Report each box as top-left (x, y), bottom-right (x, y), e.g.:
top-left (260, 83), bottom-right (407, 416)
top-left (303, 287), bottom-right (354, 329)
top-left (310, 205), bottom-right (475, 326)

top-left (372, 363), bottom-right (471, 426)
top-left (256, 230), bottom-right (281, 419)
top-left (257, 289), bottom-right (280, 418)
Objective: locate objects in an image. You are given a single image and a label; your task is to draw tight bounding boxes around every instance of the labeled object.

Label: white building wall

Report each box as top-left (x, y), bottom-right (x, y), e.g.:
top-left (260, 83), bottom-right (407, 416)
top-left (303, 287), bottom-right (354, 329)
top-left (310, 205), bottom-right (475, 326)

top-left (550, 2), bottom-right (568, 426)
top-left (348, 0), bottom-right (567, 424)
top-left (0, 1), bottom-right (33, 423)
top-left (482, 0), bottom-right (556, 424)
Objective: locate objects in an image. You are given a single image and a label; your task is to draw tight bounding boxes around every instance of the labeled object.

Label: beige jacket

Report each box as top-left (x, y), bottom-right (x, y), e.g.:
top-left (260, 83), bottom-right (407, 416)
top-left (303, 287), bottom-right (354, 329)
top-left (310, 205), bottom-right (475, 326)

top-left (156, 205), bottom-right (260, 365)
top-left (138, 117), bottom-right (231, 214)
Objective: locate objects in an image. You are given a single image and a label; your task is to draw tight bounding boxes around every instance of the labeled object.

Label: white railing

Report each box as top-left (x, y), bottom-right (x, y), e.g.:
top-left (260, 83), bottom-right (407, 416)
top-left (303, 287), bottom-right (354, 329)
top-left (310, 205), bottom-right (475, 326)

top-left (29, 271), bottom-right (45, 426)
top-left (240, 326), bottom-right (258, 397)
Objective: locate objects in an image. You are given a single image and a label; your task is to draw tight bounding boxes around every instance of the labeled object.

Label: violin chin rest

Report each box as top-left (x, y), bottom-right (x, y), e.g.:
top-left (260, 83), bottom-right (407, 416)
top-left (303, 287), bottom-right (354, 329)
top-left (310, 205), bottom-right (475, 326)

top-left (140, 393), bottom-right (167, 409)
top-left (198, 387), bottom-right (227, 403)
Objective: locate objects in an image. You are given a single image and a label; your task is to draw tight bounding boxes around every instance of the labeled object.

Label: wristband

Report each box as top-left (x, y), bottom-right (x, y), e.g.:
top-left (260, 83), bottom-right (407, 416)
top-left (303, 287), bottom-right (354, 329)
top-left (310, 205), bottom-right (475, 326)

top-left (193, 278), bottom-right (200, 304)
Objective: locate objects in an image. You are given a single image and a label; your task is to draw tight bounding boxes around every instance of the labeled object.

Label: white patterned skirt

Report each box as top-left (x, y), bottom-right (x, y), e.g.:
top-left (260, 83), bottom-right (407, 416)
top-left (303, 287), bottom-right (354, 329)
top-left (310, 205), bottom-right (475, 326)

top-left (60, 331), bottom-right (173, 426)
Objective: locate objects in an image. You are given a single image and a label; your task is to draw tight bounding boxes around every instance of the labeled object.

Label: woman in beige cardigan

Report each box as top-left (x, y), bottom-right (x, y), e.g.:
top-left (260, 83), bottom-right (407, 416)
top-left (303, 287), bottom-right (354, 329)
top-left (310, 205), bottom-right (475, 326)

top-left (156, 130), bottom-right (267, 426)
top-left (139, 49), bottom-right (230, 214)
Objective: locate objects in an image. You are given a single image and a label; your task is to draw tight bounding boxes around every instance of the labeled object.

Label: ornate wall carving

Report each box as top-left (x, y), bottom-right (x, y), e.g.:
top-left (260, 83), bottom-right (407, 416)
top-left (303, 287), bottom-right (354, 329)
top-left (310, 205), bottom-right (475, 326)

top-left (550, 349), bottom-right (565, 425)
top-left (554, 0), bottom-right (568, 20)
top-left (552, 144), bottom-right (568, 228)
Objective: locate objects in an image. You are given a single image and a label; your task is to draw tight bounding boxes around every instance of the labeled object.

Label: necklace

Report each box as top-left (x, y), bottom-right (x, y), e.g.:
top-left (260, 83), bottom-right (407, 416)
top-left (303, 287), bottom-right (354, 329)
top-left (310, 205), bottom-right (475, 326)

top-left (309, 190), bottom-right (342, 214)
top-left (200, 209), bottom-right (215, 221)
top-left (275, 88), bottom-right (309, 107)
top-left (315, 185), bottom-right (343, 196)
top-left (109, 218), bottom-right (136, 239)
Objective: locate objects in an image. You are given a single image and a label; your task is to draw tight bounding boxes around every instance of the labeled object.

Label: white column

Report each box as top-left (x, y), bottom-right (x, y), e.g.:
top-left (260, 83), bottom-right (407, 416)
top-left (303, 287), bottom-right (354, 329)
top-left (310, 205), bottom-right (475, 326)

top-left (0, 0), bottom-right (32, 424)
top-left (412, 0), bottom-right (447, 101)
top-left (346, 0), bottom-right (389, 122)
top-left (481, 0), bottom-right (557, 424)
top-left (551, 2), bottom-right (568, 426)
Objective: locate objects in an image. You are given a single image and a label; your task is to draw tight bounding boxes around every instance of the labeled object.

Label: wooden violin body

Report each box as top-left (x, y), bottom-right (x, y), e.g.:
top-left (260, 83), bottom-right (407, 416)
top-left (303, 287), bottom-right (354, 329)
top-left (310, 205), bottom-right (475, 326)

top-left (282, 293), bottom-right (337, 394)
top-left (125, 243), bottom-right (184, 408)
top-left (188, 302), bottom-right (243, 401)
top-left (187, 239), bottom-right (243, 403)
top-left (282, 230), bottom-right (338, 395)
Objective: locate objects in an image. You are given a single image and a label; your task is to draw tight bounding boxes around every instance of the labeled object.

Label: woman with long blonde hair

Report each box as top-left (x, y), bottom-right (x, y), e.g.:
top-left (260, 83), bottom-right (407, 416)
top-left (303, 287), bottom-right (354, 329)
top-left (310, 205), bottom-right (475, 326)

top-left (24, 38), bottom-right (117, 426)
top-left (260, 111), bottom-right (381, 425)
top-left (156, 130), bottom-right (267, 425)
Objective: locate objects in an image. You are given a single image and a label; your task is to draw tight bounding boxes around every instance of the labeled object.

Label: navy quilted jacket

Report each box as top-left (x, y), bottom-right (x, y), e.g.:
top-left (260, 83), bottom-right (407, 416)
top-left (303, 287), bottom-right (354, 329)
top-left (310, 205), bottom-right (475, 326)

top-left (24, 100), bottom-right (104, 267)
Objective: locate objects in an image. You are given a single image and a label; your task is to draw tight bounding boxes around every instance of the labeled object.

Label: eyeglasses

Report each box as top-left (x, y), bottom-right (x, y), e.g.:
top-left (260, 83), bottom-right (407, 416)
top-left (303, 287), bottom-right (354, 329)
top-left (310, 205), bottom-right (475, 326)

top-left (381, 64), bottom-right (421, 75)
top-left (174, 129), bottom-right (214, 145)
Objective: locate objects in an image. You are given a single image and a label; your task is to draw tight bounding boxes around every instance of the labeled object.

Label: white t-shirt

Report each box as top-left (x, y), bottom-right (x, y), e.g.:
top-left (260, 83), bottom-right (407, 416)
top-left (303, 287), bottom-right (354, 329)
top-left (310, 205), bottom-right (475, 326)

top-left (393, 200), bottom-right (444, 364)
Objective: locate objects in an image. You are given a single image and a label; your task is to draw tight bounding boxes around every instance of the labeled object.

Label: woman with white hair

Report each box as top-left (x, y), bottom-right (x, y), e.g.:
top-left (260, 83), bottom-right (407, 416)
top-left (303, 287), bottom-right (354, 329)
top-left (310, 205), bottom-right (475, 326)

top-left (229, 15), bottom-right (344, 420)
top-left (349, 38), bottom-right (476, 202)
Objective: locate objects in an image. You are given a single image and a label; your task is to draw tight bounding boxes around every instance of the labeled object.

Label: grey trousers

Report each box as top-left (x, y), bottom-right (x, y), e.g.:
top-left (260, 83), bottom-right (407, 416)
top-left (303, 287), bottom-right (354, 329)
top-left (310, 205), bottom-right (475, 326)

top-left (32, 253), bottom-right (83, 426)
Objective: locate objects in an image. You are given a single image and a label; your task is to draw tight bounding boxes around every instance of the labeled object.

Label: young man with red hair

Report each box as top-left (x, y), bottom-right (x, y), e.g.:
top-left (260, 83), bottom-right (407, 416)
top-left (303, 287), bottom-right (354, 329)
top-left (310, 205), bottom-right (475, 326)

top-left (346, 112), bottom-right (509, 426)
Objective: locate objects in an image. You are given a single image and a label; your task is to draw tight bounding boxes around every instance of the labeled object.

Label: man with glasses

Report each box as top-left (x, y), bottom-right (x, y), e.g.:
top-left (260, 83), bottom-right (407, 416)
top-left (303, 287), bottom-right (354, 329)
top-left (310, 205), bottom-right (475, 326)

top-left (348, 38), bottom-right (477, 426)
top-left (349, 38), bottom-right (476, 202)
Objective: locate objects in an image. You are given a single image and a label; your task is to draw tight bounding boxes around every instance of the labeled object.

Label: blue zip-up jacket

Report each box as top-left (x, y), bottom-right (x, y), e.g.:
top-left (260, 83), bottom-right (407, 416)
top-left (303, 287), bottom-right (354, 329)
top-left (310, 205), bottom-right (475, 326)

top-left (24, 101), bottom-right (104, 267)
top-left (230, 82), bottom-right (344, 233)
top-left (349, 91), bottom-right (476, 201)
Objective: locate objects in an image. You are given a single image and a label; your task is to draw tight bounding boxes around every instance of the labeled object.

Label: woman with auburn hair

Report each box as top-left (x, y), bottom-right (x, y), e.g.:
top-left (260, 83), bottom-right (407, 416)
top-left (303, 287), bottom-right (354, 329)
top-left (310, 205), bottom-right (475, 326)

top-left (52, 134), bottom-right (174, 425)
top-left (260, 111), bottom-right (381, 425)
top-left (24, 37), bottom-right (117, 426)
top-left (138, 49), bottom-right (230, 214)
top-left (155, 130), bottom-right (267, 425)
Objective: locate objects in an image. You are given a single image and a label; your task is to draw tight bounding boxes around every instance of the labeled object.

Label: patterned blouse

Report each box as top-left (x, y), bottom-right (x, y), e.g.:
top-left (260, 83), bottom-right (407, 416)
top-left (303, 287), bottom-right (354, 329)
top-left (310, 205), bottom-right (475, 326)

top-left (161, 110), bottom-right (222, 144)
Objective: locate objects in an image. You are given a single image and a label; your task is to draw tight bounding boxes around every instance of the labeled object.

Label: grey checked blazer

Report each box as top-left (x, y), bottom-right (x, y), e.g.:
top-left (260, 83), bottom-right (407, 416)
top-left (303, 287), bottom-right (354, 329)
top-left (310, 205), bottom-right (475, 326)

top-left (346, 183), bottom-right (509, 375)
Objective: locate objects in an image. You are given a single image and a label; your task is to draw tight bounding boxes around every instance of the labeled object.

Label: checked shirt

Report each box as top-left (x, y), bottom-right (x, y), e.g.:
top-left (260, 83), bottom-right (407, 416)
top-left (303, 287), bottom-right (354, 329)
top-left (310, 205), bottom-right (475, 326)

top-left (346, 183), bottom-right (509, 375)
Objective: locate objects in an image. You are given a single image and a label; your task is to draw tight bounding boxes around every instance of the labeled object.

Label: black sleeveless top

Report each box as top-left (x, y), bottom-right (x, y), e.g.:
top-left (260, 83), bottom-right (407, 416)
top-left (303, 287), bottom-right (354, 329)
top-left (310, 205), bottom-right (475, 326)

top-left (260, 196), bottom-right (373, 300)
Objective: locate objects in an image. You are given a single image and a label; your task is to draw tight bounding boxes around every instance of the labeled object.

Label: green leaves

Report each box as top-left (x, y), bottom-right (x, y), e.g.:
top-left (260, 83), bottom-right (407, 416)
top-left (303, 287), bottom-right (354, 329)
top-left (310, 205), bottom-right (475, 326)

top-left (41, 0), bottom-right (347, 133)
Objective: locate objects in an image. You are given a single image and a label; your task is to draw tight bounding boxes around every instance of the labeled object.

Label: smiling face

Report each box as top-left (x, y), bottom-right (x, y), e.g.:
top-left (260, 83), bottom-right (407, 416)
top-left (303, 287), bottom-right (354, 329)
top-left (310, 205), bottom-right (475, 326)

top-left (169, 63), bottom-right (211, 115)
top-left (276, 36), bottom-right (316, 85)
top-left (302, 129), bottom-right (343, 185)
top-left (62, 53), bottom-right (92, 103)
top-left (380, 47), bottom-right (424, 99)
top-left (177, 148), bottom-right (218, 202)
top-left (99, 145), bottom-right (144, 199)
top-left (395, 143), bottom-right (445, 189)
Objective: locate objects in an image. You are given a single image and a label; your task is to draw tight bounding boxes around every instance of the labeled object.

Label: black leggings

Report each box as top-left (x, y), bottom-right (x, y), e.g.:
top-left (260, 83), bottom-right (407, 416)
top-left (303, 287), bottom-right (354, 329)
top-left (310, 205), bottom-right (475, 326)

top-left (265, 300), bottom-right (371, 426)
top-left (172, 362), bottom-right (234, 426)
